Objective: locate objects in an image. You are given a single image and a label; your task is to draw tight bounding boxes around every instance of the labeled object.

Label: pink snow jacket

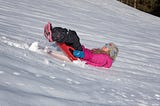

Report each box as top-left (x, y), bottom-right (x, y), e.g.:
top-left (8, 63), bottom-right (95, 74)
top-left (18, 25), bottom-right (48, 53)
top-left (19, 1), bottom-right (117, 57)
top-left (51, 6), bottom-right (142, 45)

top-left (81, 46), bottom-right (113, 68)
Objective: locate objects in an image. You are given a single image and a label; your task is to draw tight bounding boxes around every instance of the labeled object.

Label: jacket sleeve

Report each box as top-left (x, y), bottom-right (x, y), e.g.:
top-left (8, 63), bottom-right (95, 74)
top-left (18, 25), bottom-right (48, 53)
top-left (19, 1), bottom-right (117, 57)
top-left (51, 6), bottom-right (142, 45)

top-left (103, 56), bottom-right (113, 68)
top-left (82, 46), bottom-right (93, 60)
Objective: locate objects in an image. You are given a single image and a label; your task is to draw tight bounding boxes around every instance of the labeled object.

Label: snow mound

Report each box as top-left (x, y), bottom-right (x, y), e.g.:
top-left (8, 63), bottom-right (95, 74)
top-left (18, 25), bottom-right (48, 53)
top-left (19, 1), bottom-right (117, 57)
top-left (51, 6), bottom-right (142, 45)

top-left (29, 42), bottom-right (40, 52)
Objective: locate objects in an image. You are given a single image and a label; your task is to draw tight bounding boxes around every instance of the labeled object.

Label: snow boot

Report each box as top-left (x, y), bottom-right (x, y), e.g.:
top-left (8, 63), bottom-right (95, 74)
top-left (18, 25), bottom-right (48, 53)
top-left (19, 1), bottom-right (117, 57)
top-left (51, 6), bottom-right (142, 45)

top-left (44, 22), bottom-right (53, 42)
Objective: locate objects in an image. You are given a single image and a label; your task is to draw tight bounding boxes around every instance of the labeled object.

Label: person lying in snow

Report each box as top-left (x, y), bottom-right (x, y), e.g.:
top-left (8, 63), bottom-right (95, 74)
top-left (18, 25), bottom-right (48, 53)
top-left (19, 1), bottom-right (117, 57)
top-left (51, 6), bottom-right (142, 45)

top-left (44, 22), bottom-right (119, 68)
top-left (73, 43), bottom-right (119, 68)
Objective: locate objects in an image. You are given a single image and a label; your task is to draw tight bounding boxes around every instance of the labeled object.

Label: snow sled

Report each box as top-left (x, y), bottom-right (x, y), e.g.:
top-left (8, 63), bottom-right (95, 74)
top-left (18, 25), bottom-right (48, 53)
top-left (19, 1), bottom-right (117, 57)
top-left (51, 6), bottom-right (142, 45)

top-left (44, 22), bottom-right (78, 61)
top-left (56, 43), bottom-right (78, 61)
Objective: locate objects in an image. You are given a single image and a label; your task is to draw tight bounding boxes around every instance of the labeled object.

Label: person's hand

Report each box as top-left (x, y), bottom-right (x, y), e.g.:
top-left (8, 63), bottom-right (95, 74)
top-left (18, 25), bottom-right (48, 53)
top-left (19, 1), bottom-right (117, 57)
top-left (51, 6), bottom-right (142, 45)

top-left (73, 50), bottom-right (84, 58)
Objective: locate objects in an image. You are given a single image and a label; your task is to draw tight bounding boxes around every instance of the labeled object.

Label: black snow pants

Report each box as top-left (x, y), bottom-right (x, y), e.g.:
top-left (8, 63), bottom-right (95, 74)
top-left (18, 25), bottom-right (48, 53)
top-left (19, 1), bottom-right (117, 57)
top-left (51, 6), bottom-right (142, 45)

top-left (51, 27), bottom-right (82, 51)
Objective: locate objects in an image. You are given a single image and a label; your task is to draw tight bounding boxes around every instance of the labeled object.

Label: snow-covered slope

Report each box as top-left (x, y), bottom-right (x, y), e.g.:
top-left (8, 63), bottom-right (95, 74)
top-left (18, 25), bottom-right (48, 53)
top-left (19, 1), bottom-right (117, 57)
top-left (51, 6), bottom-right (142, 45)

top-left (0, 0), bottom-right (160, 106)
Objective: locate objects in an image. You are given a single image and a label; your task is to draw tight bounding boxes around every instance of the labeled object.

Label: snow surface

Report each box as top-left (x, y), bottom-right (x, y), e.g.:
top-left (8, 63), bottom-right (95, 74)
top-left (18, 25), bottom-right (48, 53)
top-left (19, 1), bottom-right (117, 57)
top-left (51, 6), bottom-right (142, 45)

top-left (0, 0), bottom-right (160, 106)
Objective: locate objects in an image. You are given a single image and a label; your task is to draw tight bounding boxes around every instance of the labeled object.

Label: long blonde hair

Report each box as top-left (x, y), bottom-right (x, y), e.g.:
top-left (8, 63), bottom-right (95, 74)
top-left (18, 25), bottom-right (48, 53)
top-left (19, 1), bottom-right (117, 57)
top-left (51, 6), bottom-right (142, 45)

top-left (91, 48), bottom-right (110, 55)
top-left (91, 43), bottom-right (119, 60)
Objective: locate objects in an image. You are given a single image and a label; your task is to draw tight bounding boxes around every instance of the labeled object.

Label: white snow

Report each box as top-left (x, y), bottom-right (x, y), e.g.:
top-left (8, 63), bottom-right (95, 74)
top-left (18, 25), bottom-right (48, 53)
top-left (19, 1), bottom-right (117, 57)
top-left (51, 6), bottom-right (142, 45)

top-left (0, 0), bottom-right (160, 106)
top-left (29, 42), bottom-right (40, 52)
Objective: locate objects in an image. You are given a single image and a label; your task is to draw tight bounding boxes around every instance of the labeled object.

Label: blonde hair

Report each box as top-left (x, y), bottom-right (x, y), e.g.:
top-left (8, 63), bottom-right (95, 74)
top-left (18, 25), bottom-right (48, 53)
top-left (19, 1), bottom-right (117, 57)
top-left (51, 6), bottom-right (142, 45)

top-left (91, 43), bottom-right (119, 60)
top-left (91, 49), bottom-right (109, 55)
top-left (110, 46), bottom-right (119, 60)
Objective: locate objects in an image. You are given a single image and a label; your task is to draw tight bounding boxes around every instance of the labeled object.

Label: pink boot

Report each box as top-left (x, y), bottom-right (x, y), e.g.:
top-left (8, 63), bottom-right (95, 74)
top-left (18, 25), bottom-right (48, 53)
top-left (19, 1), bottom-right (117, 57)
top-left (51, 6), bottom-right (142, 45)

top-left (44, 22), bottom-right (53, 42)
